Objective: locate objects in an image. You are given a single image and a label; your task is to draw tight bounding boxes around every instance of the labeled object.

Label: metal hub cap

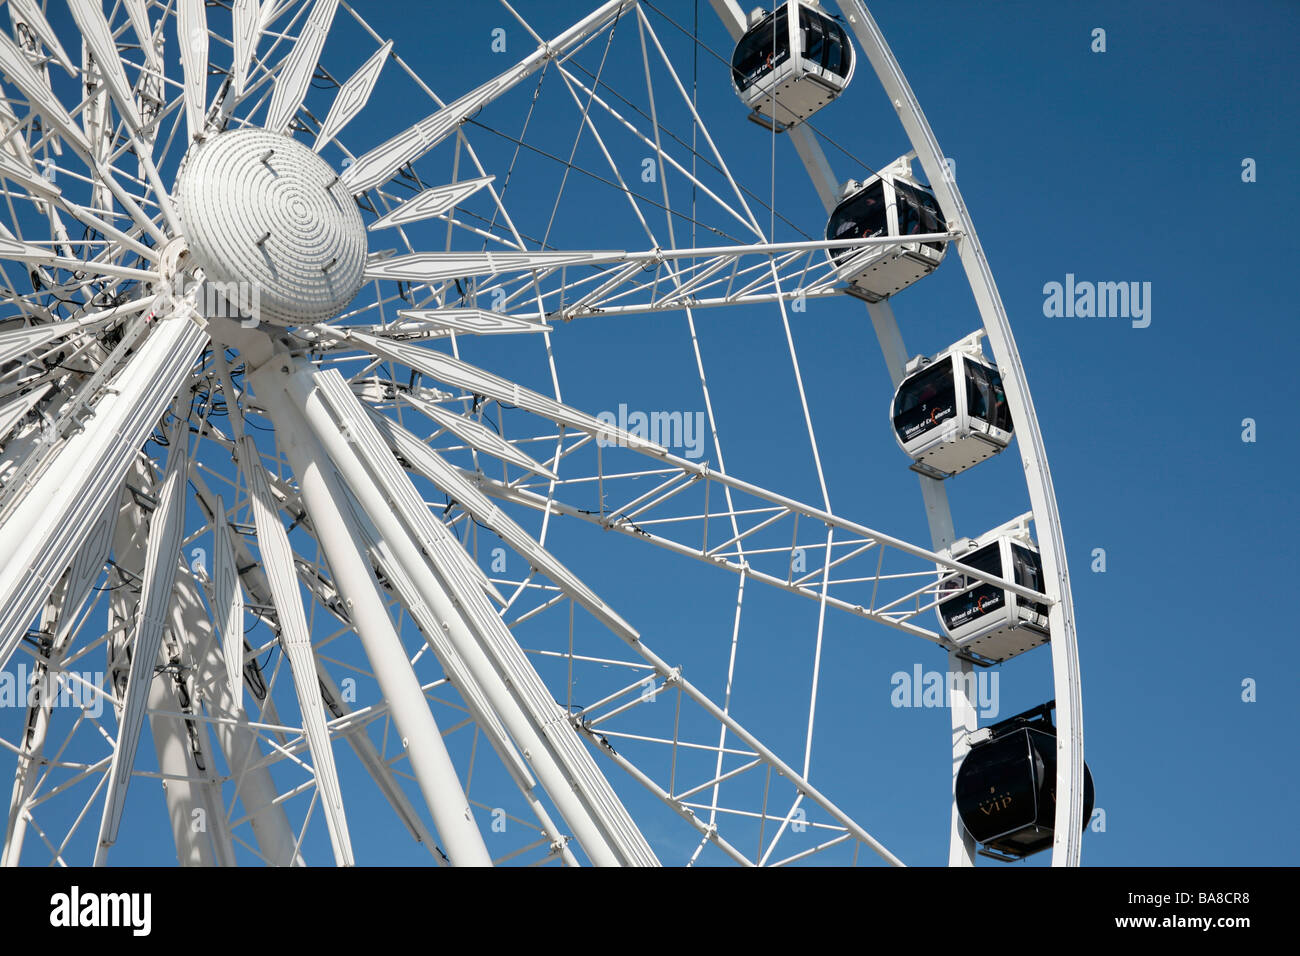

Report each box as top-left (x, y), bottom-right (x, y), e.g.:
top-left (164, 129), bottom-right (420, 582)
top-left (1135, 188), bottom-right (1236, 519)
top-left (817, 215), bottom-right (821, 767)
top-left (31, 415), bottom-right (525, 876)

top-left (175, 129), bottom-right (366, 326)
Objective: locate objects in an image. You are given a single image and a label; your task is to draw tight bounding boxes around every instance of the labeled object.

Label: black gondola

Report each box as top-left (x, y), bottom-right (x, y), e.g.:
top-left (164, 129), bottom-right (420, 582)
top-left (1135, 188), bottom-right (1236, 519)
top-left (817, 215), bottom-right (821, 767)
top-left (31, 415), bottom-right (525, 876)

top-left (891, 338), bottom-right (1012, 479)
top-left (937, 521), bottom-right (1049, 663)
top-left (730, 2), bottom-right (854, 130)
top-left (825, 156), bottom-right (947, 301)
top-left (955, 702), bottom-right (1095, 860)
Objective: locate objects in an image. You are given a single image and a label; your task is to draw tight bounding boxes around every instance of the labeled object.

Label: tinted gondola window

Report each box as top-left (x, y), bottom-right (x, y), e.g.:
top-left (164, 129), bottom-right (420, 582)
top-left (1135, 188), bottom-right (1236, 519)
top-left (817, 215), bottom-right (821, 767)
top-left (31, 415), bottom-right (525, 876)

top-left (826, 179), bottom-right (886, 263)
top-left (1011, 544), bottom-right (1048, 616)
top-left (800, 7), bottom-right (825, 64)
top-left (827, 18), bottom-right (850, 76)
top-left (732, 6), bottom-right (790, 93)
top-left (893, 180), bottom-right (946, 251)
top-left (939, 542), bottom-right (1004, 631)
top-left (798, 6), bottom-right (850, 77)
top-left (964, 360), bottom-right (1012, 433)
top-left (893, 358), bottom-right (955, 443)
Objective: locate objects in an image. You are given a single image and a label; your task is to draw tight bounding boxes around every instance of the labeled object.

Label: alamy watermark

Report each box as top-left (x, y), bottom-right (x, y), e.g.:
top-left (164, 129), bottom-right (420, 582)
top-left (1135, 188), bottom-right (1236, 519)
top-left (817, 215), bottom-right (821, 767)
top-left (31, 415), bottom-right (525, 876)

top-left (891, 664), bottom-right (999, 718)
top-left (596, 404), bottom-right (707, 459)
top-left (1042, 273), bottom-right (1151, 328)
top-left (152, 272), bottom-right (263, 328)
top-left (50, 886), bottom-right (151, 936)
top-left (1, 662), bottom-right (104, 718)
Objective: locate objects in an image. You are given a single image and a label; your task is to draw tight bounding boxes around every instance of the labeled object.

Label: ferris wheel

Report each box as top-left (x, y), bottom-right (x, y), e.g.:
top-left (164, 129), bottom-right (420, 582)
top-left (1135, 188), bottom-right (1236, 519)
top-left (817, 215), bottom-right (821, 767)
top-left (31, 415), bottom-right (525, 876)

top-left (0, 0), bottom-right (1091, 867)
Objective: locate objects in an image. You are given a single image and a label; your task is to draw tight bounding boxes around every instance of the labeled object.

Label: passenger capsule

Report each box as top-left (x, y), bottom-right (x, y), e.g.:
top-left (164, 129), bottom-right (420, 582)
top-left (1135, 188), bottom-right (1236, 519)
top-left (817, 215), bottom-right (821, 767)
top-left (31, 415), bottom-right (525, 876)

top-left (955, 702), bottom-right (1095, 860)
top-left (825, 156), bottom-right (947, 300)
top-left (937, 522), bottom-right (1049, 663)
top-left (891, 338), bottom-right (1012, 479)
top-left (730, 2), bottom-right (854, 130)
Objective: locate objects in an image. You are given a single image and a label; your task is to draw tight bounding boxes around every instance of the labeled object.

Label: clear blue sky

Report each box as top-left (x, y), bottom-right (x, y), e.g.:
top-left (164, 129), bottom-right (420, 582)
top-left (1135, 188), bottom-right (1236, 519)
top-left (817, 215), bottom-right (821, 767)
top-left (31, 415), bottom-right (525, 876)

top-left (7, 0), bottom-right (1296, 866)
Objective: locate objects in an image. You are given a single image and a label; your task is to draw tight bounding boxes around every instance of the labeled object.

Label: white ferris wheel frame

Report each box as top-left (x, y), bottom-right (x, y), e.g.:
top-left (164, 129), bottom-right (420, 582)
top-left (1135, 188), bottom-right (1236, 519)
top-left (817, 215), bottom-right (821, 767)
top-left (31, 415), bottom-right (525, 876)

top-left (0, 0), bottom-right (1084, 867)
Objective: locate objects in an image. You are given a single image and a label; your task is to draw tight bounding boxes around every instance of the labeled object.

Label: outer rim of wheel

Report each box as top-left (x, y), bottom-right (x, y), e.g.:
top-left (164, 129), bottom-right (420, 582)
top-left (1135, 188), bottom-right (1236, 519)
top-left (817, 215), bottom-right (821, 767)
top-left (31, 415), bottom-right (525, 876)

top-left (831, 0), bottom-right (1086, 866)
top-left (714, 0), bottom-right (1086, 865)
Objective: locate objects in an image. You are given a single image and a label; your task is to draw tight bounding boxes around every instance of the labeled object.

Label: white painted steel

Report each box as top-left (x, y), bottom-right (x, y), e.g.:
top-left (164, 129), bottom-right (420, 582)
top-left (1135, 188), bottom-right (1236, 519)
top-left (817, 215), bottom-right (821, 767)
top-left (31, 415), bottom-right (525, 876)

top-left (176, 130), bottom-right (367, 326)
top-left (178, 0), bottom-right (209, 141)
top-left (94, 422), bottom-right (190, 863)
top-left (340, 1), bottom-right (636, 195)
top-left (313, 39), bottom-right (391, 151)
top-left (0, 0), bottom-right (1079, 869)
top-left (266, 0), bottom-right (339, 135)
top-left (237, 427), bottom-right (355, 866)
top-left (255, 372), bottom-right (492, 866)
top-left (0, 314), bottom-right (206, 673)
top-left (289, 364), bottom-right (658, 866)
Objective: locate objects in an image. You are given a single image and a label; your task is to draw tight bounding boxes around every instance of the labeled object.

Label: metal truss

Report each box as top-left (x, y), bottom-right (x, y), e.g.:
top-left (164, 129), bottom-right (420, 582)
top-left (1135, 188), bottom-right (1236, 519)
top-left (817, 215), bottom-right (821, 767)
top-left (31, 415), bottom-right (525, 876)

top-left (0, 0), bottom-right (1079, 869)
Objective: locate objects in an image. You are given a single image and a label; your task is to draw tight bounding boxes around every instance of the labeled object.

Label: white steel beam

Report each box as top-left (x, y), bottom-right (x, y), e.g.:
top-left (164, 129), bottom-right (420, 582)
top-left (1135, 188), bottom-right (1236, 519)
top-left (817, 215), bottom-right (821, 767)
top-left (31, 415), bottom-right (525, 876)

top-left (211, 497), bottom-right (246, 714)
top-left (265, 0), bottom-right (338, 135)
top-left (706, 0), bottom-right (747, 42)
top-left (170, 567), bottom-right (306, 866)
top-left (283, 363), bottom-right (657, 865)
top-left (103, 458), bottom-right (240, 868)
top-left (363, 249), bottom-right (621, 284)
top-left (356, 532), bottom-right (578, 865)
top-left (231, 0), bottom-right (261, 97)
top-left (146, 659), bottom-right (230, 866)
top-left (367, 176), bottom-right (495, 230)
top-left (338, 328), bottom-right (1045, 603)
top-left (399, 392), bottom-right (555, 478)
top-left (178, 0), bottom-right (209, 140)
top-left (367, 410), bottom-right (638, 644)
top-left (124, 0), bottom-right (161, 73)
top-left (0, 27), bottom-right (93, 154)
top-left (297, 364), bottom-right (631, 864)
top-left (1, 495), bottom-right (114, 866)
top-left (341, 0), bottom-right (634, 194)
top-left (0, 312), bottom-right (205, 677)
top-left (95, 423), bottom-right (191, 863)
top-left (8, 0), bottom-right (76, 74)
top-left (66, 1), bottom-right (145, 132)
top-left (314, 39), bottom-right (392, 152)
top-left (238, 431), bottom-right (354, 865)
top-left (255, 379), bottom-right (492, 866)
top-left (191, 471), bottom-right (442, 864)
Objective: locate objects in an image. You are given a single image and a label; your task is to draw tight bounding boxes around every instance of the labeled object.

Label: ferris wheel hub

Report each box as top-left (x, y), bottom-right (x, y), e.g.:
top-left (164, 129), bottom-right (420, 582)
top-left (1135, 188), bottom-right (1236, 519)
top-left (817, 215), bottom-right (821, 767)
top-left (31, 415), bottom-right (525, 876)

top-left (174, 129), bottom-right (366, 326)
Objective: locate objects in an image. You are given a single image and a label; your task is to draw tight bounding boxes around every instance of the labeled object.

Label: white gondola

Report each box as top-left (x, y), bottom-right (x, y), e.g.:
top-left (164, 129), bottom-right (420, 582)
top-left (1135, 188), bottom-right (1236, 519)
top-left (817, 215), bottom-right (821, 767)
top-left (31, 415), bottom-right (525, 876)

top-left (825, 155), bottom-right (947, 301)
top-left (890, 333), bottom-right (1012, 479)
top-left (936, 517), bottom-right (1049, 663)
top-left (730, 2), bottom-right (854, 130)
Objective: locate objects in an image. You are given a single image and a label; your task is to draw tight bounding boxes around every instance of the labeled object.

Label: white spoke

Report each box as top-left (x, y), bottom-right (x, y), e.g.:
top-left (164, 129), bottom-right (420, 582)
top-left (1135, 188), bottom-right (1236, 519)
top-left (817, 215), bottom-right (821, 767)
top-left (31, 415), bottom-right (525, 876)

top-left (313, 39), bottom-right (390, 152)
top-left (0, 30), bottom-right (92, 154)
top-left (232, 0), bottom-right (262, 98)
top-left (367, 175), bottom-right (494, 230)
top-left (66, 2), bottom-right (144, 132)
top-left (0, 0), bottom-right (1084, 869)
top-left (178, 0), bottom-right (209, 141)
top-left (341, 1), bottom-right (633, 195)
top-left (94, 423), bottom-right (189, 863)
top-left (240, 432), bottom-right (354, 866)
top-left (212, 497), bottom-right (246, 713)
top-left (8, 0), bottom-right (75, 74)
top-left (266, 0), bottom-right (338, 135)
